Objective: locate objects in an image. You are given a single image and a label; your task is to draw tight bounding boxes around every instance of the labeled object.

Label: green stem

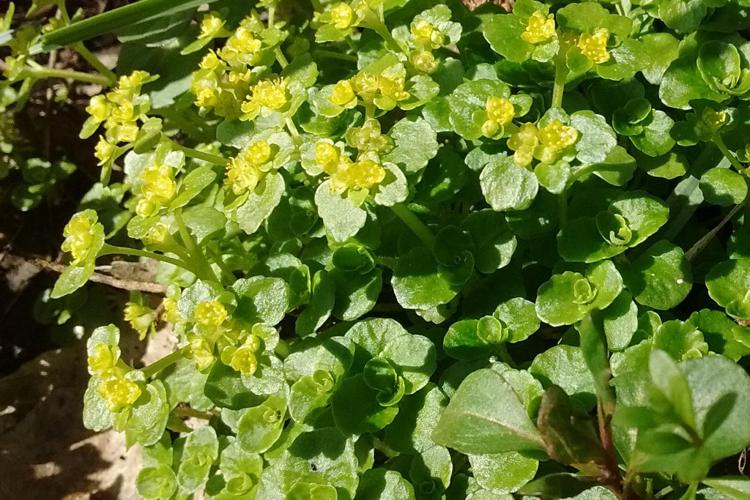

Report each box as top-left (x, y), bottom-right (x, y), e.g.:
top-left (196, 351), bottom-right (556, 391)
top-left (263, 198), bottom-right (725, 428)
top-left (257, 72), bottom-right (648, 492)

top-left (141, 347), bottom-right (188, 378)
top-left (174, 209), bottom-right (220, 282)
top-left (73, 42), bottom-right (117, 84)
top-left (285, 118), bottom-right (300, 141)
top-left (312, 50), bottom-right (357, 63)
top-left (390, 204), bottom-right (435, 247)
top-left (171, 142), bottom-right (226, 166)
top-left (713, 135), bottom-right (745, 172)
top-left (100, 243), bottom-right (188, 269)
top-left (24, 67), bottom-right (112, 86)
top-left (275, 47), bottom-right (288, 68)
top-left (685, 202), bottom-right (745, 261)
top-left (551, 54), bottom-right (568, 109)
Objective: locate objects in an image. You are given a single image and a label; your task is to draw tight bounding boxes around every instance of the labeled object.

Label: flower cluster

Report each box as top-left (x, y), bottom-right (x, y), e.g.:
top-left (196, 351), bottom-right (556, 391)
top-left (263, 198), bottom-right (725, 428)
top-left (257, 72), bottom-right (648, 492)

top-left (82, 71), bottom-right (154, 167)
top-left (315, 140), bottom-right (386, 198)
top-left (482, 96), bottom-right (516, 138)
top-left (578, 28), bottom-right (611, 64)
top-left (226, 140), bottom-right (277, 194)
top-left (521, 10), bottom-right (556, 45)
top-left (508, 119), bottom-right (579, 167)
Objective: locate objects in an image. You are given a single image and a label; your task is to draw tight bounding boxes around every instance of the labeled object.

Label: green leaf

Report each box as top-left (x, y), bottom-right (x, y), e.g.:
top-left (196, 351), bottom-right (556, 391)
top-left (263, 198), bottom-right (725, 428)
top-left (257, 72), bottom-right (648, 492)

top-left (315, 180), bottom-right (368, 242)
top-left (83, 377), bottom-right (113, 432)
top-left (170, 165), bottom-right (216, 209)
top-left (356, 469), bottom-right (416, 500)
top-left (702, 477), bottom-right (750, 498)
top-left (623, 240), bottom-right (692, 310)
top-left (570, 111), bottom-right (618, 165)
top-left (468, 451), bottom-right (538, 494)
top-left (374, 163), bottom-right (409, 207)
top-left (493, 297), bottom-right (540, 343)
top-left (177, 425), bottom-right (219, 493)
top-left (601, 291), bottom-right (639, 351)
top-left (392, 247), bottom-right (460, 310)
top-left (699, 167), bottom-right (748, 207)
top-left (383, 117), bottom-right (439, 175)
top-left (384, 384), bottom-right (448, 454)
top-left (432, 369), bottom-right (544, 454)
top-left (237, 399), bottom-right (286, 453)
top-left (649, 349), bottom-right (696, 430)
top-left (332, 374), bottom-right (399, 434)
top-left (449, 80), bottom-right (510, 140)
top-left (462, 210), bottom-right (517, 274)
top-left (234, 171), bottom-right (285, 235)
top-left (295, 270), bottom-right (335, 337)
top-left (233, 276), bottom-right (289, 326)
top-left (480, 156), bottom-right (539, 212)
top-left (536, 385), bottom-right (605, 472)
top-left (535, 260), bottom-right (623, 326)
top-left (530, 346), bottom-right (597, 409)
top-left (42, 0), bottom-right (220, 48)
top-left (706, 259), bottom-right (750, 319)
top-left (137, 465), bottom-right (178, 500)
top-left (125, 380), bottom-right (170, 447)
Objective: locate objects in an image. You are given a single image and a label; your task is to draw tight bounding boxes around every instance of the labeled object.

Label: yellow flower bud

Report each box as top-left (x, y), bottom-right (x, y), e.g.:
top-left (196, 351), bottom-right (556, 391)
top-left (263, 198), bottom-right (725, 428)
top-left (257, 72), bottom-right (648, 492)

top-left (378, 68), bottom-right (410, 103)
top-left (124, 302), bottom-right (154, 340)
top-left (62, 210), bottom-right (98, 265)
top-left (199, 51), bottom-right (223, 71)
top-left (86, 95), bottom-right (110, 123)
top-left (220, 27), bottom-right (262, 66)
top-left (538, 119), bottom-right (579, 151)
top-left (144, 222), bottom-right (170, 246)
top-left (98, 376), bottom-right (142, 413)
top-left (347, 119), bottom-right (392, 153)
top-left (137, 165), bottom-right (176, 217)
top-left (411, 20), bottom-right (443, 48)
top-left (411, 50), bottom-right (438, 74)
top-left (330, 2), bottom-right (355, 30)
top-left (485, 97), bottom-right (515, 126)
top-left (189, 337), bottom-right (215, 371)
top-left (94, 136), bottom-right (117, 166)
top-left (507, 123), bottom-right (540, 167)
top-left (247, 140), bottom-right (273, 165)
top-left (481, 119), bottom-right (501, 138)
top-left (315, 141), bottom-right (341, 173)
top-left (87, 344), bottom-right (118, 377)
top-left (331, 80), bottom-right (357, 107)
top-left (199, 13), bottom-right (225, 39)
top-left (228, 344), bottom-right (258, 376)
top-left (162, 296), bottom-right (181, 324)
top-left (702, 107), bottom-right (728, 130)
top-left (578, 28), bottom-right (610, 64)
top-left (194, 300), bottom-right (228, 328)
top-left (352, 72), bottom-right (379, 98)
top-left (521, 10), bottom-right (556, 45)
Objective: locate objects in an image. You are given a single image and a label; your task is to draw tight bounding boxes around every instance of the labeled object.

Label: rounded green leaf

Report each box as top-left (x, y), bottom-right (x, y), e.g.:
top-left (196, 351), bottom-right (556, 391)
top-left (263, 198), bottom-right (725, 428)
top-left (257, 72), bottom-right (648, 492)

top-left (480, 157), bottom-right (538, 212)
top-left (706, 259), bottom-right (750, 318)
top-left (469, 452), bottom-right (538, 494)
top-left (700, 167), bottom-right (748, 207)
top-left (624, 241), bottom-right (692, 310)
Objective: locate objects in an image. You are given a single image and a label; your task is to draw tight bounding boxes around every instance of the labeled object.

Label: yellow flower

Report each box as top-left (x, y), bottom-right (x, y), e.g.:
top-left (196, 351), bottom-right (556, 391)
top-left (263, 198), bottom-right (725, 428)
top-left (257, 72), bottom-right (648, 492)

top-left (86, 95), bottom-right (110, 124)
top-left (352, 72), bottom-right (379, 99)
top-left (162, 296), bottom-right (181, 324)
top-left (315, 141), bottom-right (342, 174)
top-left (199, 12), bottom-right (225, 39)
top-left (136, 164), bottom-right (176, 217)
top-left (330, 156), bottom-right (386, 192)
top-left (94, 136), bottom-right (117, 166)
top-left (189, 337), bottom-right (215, 370)
top-left (578, 28), bottom-right (610, 64)
top-left (228, 344), bottom-right (259, 376)
top-left (255, 79), bottom-right (288, 109)
top-left (144, 222), bottom-right (170, 246)
top-left (117, 71), bottom-right (151, 95)
top-left (411, 50), bottom-right (438, 74)
top-left (702, 108), bottom-right (728, 130)
top-left (124, 302), bottom-right (154, 340)
top-left (377, 66), bottom-right (410, 103)
top-left (507, 123), bottom-right (540, 167)
top-left (521, 10), bottom-right (556, 45)
top-left (226, 140), bottom-right (274, 194)
top-left (194, 300), bottom-right (228, 328)
top-left (411, 20), bottom-right (444, 48)
top-left (62, 210), bottom-right (99, 265)
top-left (347, 118), bottom-right (393, 153)
top-left (87, 344), bottom-right (118, 377)
top-left (330, 2), bottom-right (355, 30)
top-left (486, 97), bottom-right (515, 126)
top-left (538, 119), bottom-right (579, 151)
top-left (331, 80), bottom-right (357, 107)
top-left (98, 376), bottom-right (142, 413)
top-left (199, 50), bottom-right (223, 71)
top-left (220, 26), bottom-right (262, 66)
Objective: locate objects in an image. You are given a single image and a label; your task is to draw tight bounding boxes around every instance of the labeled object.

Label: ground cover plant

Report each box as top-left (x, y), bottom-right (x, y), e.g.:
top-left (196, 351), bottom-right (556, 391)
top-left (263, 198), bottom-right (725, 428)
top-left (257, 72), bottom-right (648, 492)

top-left (6, 0), bottom-right (750, 498)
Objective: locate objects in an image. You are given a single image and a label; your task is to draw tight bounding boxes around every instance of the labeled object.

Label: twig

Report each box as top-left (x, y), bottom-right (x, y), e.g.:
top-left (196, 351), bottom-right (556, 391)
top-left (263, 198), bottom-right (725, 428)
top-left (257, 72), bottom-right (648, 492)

top-left (685, 202), bottom-right (745, 261)
top-left (30, 257), bottom-right (167, 294)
